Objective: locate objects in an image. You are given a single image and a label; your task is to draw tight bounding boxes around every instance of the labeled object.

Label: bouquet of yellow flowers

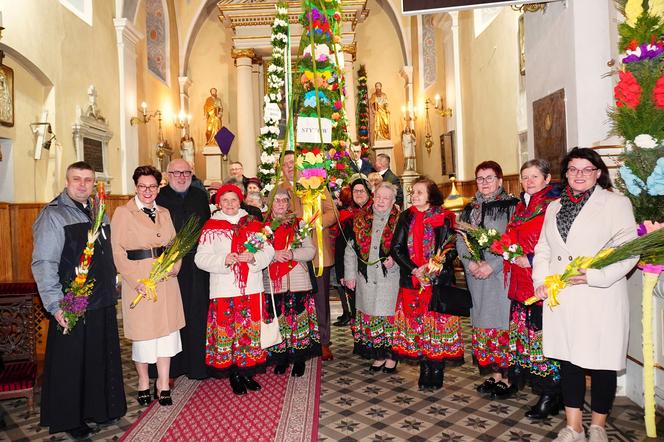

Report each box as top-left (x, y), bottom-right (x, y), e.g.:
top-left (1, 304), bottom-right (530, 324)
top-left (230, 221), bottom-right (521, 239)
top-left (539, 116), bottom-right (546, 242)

top-left (525, 227), bottom-right (664, 308)
top-left (130, 215), bottom-right (202, 309)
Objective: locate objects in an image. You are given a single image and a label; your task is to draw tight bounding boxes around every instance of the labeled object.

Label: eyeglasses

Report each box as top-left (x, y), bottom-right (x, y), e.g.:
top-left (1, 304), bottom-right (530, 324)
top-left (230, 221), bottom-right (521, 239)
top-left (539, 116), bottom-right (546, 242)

top-left (353, 188), bottom-right (367, 194)
top-left (168, 170), bottom-right (192, 178)
top-left (567, 166), bottom-right (598, 176)
top-left (476, 175), bottom-right (497, 184)
top-left (137, 184), bottom-right (159, 192)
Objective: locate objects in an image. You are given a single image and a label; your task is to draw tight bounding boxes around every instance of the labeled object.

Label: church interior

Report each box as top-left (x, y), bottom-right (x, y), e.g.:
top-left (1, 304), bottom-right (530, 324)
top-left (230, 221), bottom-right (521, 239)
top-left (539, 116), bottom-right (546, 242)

top-left (1, 0), bottom-right (664, 440)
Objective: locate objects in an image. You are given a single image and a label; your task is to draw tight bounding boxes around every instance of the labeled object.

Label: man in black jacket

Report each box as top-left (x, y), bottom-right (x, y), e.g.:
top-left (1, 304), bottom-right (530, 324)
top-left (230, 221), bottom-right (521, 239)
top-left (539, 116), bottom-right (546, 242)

top-left (156, 159), bottom-right (212, 380)
top-left (375, 154), bottom-right (403, 207)
top-left (32, 161), bottom-right (126, 439)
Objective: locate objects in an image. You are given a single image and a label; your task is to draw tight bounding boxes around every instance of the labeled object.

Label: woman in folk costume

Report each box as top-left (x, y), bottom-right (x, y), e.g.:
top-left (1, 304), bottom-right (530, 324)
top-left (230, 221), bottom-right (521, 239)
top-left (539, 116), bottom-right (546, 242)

top-left (342, 182), bottom-right (401, 372)
top-left (111, 165), bottom-right (184, 407)
top-left (504, 159), bottom-right (561, 419)
top-left (390, 177), bottom-right (464, 391)
top-left (333, 176), bottom-right (373, 326)
top-left (457, 161), bottom-right (519, 399)
top-left (194, 184), bottom-right (275, 395)
top-left (263, 188), bottom-right (321, 377)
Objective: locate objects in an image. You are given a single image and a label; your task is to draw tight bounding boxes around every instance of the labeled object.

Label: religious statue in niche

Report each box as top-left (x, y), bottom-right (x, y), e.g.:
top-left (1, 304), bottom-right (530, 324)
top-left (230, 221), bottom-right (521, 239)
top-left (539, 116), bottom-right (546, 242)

top-left (369, 82), bottom-right (390, 144)
top-left (85, 85), bottom-right (105, 122)
top-left (402, 126), bottom-right (416, 172)
top-left (181, 134), bottom-right (195, 167)
top-left (204, 87), bottom-right (223, 146)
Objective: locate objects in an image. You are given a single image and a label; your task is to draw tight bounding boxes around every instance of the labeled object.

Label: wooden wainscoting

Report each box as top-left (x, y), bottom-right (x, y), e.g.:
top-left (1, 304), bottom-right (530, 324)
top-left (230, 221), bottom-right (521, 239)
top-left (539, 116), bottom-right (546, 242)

top-left (0, 195), bottom-right (132, 283)
top-left (439, 174), bottom-right (521, 201)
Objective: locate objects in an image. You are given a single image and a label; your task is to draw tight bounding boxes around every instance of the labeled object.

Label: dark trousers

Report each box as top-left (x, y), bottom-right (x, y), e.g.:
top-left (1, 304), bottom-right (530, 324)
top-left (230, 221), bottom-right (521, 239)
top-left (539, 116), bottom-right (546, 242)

top-left (313, 266), bottom-right (331, 345)
top-left (339, 286), bottom-right (356, 318)
top-left (40, 306), bottom-right (127, 433)
top-left (560, 360), bottom-right (617, 414)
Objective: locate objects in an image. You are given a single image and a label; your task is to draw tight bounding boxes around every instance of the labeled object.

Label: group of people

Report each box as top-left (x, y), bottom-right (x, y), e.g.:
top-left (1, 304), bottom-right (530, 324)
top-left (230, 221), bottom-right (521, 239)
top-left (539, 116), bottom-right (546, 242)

top-left (31, 146), bottom-right (636, 442)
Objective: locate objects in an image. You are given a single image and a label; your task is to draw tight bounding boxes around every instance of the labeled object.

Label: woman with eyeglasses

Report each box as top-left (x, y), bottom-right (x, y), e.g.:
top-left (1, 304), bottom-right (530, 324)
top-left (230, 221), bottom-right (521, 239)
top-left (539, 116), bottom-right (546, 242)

top-left (532, 148), bottom-right (637, 442)
top-left (457, 161), bottom-right (519, 399)
top-left (111, 165), bottom-right (185, 407)
top-left (391, 177), bottom-right (464, 391)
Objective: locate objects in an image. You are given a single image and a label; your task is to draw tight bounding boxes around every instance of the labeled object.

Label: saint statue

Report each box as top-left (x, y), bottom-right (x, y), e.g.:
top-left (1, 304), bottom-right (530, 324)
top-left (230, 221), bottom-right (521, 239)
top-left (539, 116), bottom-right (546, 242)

top-left (402, 126), bottom-right (416, 172)
top-left (0, 69), bottom-right (13, 124)
top-left (181, 134), bottom-right (195, 167)
top-left (369, 82), bottom-right (390, 143)
top-left (204, 87), bottom-right (223, 146)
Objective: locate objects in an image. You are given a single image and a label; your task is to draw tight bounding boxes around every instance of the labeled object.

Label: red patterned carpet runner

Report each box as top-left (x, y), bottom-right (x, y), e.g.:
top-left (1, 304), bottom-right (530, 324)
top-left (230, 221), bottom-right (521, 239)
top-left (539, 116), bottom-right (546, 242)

top-left (120, 358), bottom-right (321, 442)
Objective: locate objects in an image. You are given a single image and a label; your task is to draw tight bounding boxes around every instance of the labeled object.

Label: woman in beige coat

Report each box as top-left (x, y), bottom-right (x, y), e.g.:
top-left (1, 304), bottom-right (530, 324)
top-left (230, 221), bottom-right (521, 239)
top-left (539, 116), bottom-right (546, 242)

top-left (112, 166), bottom-right (185, 407)
top-left (532, 148), bottom-right (637, 442)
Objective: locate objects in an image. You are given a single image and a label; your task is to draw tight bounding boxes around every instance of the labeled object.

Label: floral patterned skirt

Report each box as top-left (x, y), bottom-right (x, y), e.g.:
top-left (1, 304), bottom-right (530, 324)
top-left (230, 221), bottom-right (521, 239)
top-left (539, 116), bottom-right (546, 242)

top-left (266, 290), bottom-right (321, 364)
top-left (508, 301), bottom-right (560, 384)
top-left (352, 310), bottom-right (395, 360)
top-left (472, 326), bottom-right (511, 375)
top-left (391, 287), bottom-right (464, 362)
top-left (206, 294), bottom-right (267, 376)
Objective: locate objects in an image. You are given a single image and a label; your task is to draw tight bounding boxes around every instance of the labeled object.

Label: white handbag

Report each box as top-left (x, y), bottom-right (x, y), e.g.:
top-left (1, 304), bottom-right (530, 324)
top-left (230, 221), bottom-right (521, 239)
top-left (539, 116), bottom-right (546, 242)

top-left (260, 280), bottom-right (283, 349)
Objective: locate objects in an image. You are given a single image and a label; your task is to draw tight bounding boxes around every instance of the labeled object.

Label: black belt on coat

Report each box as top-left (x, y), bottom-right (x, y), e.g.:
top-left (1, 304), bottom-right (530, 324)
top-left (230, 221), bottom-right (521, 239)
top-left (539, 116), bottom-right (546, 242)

top-left (126, 247), bottom-right (165, 260)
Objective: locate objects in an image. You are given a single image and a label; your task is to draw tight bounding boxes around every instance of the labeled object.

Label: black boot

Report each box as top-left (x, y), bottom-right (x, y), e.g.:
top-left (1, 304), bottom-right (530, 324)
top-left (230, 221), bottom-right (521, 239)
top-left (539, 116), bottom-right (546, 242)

top-left (429, 361), bottom-right (444, 391)
top-left (241, 375), bottom-right (262, 391)
top-left (525, 393), bottom-right (561, 419)
top-left (291, 361), bottom-right (306, 377)
top-left (418, 361), bottom-right (431, 390)
top-left (229, 373), bottom-right (247, 395)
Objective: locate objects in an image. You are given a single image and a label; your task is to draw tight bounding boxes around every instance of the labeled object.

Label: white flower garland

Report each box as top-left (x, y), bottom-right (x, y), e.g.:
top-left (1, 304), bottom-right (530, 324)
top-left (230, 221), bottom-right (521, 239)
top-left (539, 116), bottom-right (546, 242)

top-left (257, 2), bottom-right (289, 195)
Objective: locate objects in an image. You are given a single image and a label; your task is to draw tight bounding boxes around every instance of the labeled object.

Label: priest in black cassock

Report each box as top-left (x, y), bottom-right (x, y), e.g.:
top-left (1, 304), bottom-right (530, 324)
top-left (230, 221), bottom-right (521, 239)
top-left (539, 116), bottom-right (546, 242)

top-left (154, 158), bottom-right (211, 380)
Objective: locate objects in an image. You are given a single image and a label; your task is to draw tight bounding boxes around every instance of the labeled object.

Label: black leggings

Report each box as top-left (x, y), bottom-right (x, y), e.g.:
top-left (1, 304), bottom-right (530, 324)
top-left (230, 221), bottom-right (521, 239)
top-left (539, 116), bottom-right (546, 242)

top-left (560, 360), bottom-right (616, 414)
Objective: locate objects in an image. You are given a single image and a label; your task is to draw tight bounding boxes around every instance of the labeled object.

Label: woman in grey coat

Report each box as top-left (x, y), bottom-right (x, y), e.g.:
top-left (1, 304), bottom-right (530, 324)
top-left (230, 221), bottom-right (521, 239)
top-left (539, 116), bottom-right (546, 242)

top-left (343, 182), bottom-right (401, 372)
top-left (457, 161), bottom-right (519, 399)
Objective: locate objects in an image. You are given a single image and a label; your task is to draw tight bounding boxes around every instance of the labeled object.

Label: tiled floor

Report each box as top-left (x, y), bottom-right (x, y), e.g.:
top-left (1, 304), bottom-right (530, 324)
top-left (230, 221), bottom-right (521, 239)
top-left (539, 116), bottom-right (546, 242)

top-left (0, 301), bottom-right (661, 441)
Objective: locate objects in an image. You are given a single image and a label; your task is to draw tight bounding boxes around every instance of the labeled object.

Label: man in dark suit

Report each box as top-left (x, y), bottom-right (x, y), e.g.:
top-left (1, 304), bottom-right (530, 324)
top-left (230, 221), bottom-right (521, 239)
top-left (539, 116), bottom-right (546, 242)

top-left (375, 153), bottom-right (403, 207)
top-left (155, 159), bottom-right (211, 380)
top-left (348, 142), bottom-right (374, 175)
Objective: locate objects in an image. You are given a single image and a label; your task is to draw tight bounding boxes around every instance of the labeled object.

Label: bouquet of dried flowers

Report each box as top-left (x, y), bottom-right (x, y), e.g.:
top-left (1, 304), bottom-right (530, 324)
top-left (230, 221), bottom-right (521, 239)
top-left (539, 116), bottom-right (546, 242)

top-left (60, 182), bottom-right (107, 334)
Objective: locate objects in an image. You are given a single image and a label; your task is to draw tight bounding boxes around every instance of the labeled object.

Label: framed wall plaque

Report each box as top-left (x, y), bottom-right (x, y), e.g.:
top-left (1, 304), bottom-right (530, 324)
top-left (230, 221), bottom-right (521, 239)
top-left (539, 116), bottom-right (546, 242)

top-left (440, 130), bottom-right (456, 176)
top-left (0, 64), bottom-right (14, 127)
top-left (533, 89), bottom-right (567, 181)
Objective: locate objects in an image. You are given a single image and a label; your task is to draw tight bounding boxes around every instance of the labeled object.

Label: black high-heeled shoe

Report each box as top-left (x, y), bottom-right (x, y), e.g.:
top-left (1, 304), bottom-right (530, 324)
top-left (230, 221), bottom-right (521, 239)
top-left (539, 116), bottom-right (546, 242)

top-left (291, 361), bottom-right (306, 377)
top-left (137, 388), bottom-right (152, 406)
top-left (382, 360), bottom-right (399, 374)
top-left (157, 389), bottom-right (173, 406)
top-left (369, 361), bottom-right (386, 372)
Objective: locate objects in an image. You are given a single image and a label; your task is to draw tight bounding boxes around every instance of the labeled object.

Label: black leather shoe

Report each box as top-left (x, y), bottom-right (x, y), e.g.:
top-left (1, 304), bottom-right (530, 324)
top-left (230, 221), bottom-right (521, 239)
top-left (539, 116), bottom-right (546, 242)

top-left (491, 381), bottom-right (517, 399)
top-left (418, 361), bottom-right (431, 390)
top-left (369, 360), bottom-right (386, 372)
top-left (291, 361), bottom-right (306, 377)
top-left (157, 390), bottom-right (173, 406)
top-left (230, 373), bottom-right (247, 395)
top-left (382, 360), bottom-right (399, 374)
top-left (67, 424), bottom-right (98, 440)
top-left (476, 377), bottom-right (497, 395)
top-left (333, 315), bottom-right (351, 326)
top-left (241, 375), bottom-right (262, 391)
top-left (525, 393), bottom-right (561, 419)
top-left (274, 364), bottom-right (288, 375)
top-left (137, 389), bottom-right (152, 406)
